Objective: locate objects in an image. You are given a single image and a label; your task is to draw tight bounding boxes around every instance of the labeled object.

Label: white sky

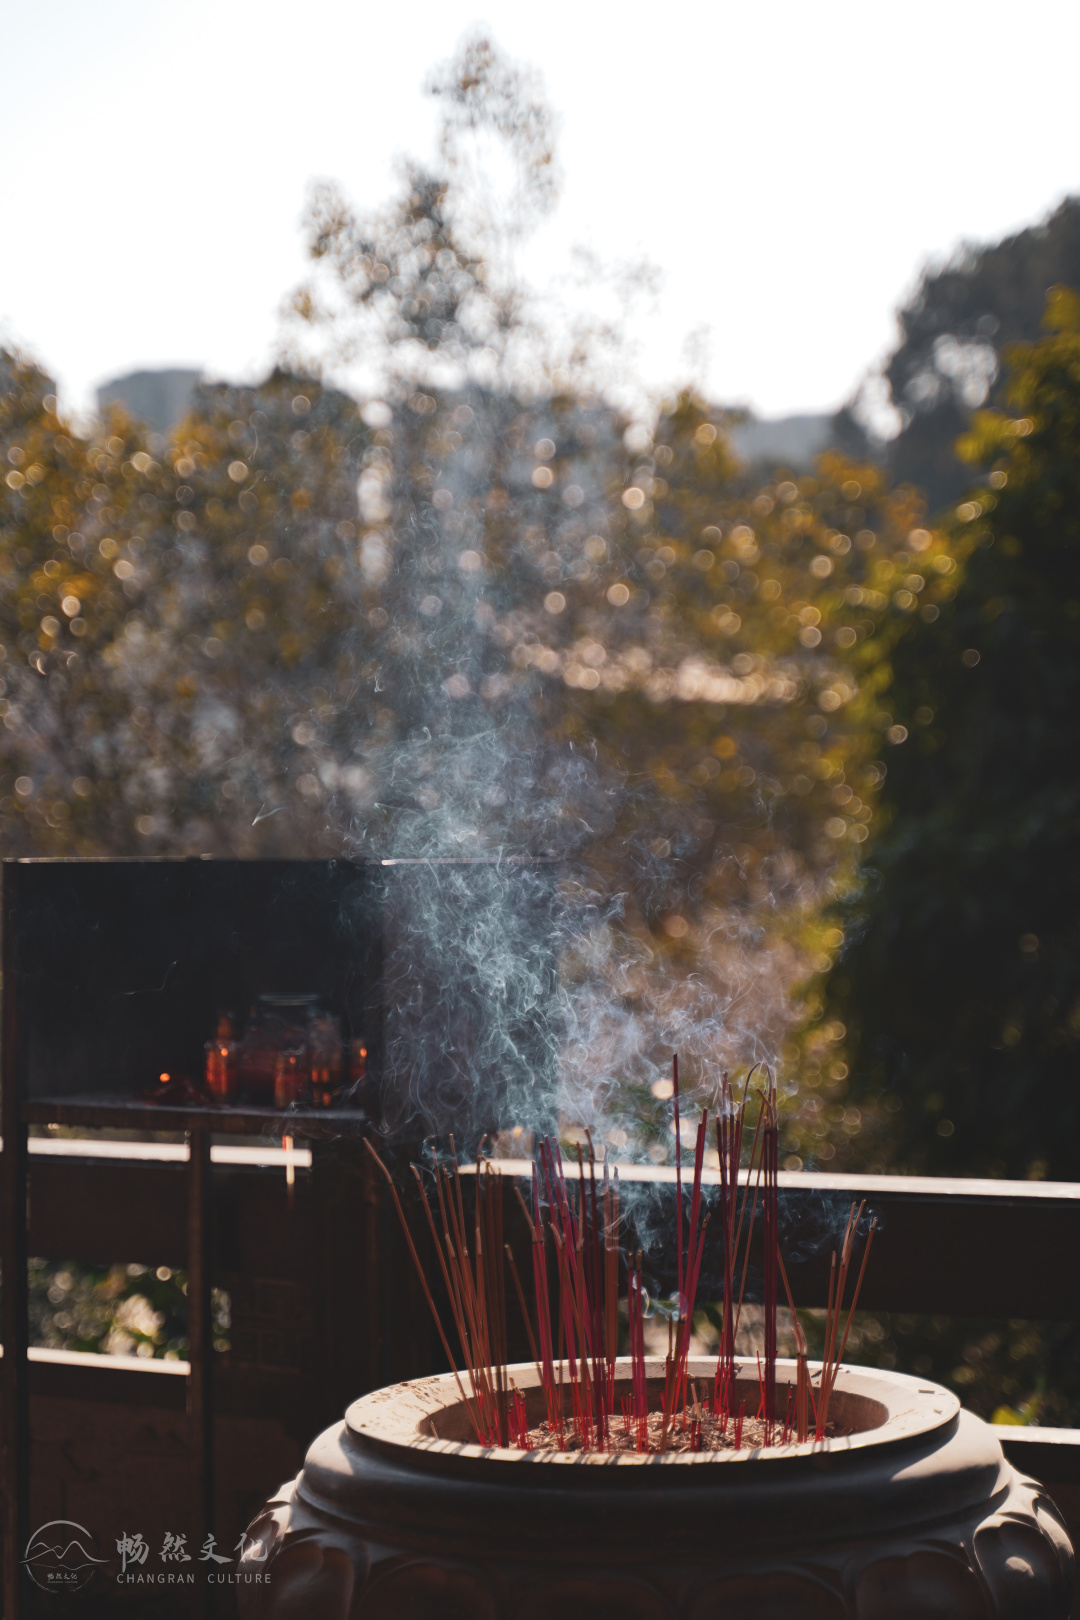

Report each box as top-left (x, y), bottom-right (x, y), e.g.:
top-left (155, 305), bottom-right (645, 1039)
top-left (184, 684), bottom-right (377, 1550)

top-left (3, 0), bottom-right (1079, 423)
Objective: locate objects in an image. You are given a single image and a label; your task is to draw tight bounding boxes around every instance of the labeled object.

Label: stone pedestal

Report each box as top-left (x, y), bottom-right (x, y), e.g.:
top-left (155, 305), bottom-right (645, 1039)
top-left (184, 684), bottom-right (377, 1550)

top-left (237, 1358), bottom-right (1074, 1618)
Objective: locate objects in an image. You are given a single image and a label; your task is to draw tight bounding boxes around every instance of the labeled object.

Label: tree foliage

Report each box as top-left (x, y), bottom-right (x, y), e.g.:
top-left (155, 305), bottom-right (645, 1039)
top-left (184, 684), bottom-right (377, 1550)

top-left (276, 87), bottom-right (972, 1098)
top-left (819, 289), bottom-right (1080, 1179)
top-left (0, 355), bottom-right (369, 854)
top-left (0, 34), bottom-right (975, 1157)
top-left (866, 196), bottom-right (1080, 512)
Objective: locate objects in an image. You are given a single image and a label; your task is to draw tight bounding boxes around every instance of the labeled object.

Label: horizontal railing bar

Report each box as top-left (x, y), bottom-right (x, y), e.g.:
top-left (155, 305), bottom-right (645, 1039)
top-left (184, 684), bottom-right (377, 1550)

top-left (0, 1343), bottom-right (189, 1374)
top-left (992, 1426), bottom-right (1080, 1447)
top-left (461, 1157), bottom-right (1080, 1202)
top-left (7, 1142), bottom-right (1080, 1318)
top-left (9, 1138), bottom-right (312, 1168)
top-left (8, 1142), bottom-right (1073, 1194)
top-left (473, 1158), bottom-right (1080, 1320)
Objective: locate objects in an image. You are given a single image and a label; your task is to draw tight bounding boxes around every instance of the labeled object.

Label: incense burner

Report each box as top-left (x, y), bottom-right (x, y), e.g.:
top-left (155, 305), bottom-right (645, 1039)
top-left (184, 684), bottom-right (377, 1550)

top-left (236, 1357), bottom-right (1073, 1618)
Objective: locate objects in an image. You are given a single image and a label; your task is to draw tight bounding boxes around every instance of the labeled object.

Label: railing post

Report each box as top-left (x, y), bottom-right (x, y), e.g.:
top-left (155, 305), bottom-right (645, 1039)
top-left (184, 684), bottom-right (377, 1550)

top-left (187, 1126), bottom-right (213, 1616)
top-left (1, 863), bottom-right (29, 1619)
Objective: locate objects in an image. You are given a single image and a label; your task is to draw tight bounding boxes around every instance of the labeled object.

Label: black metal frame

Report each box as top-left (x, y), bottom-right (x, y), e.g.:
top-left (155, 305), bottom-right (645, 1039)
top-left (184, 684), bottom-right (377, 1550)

top-left (0, 856), bottom-right (382, 1617)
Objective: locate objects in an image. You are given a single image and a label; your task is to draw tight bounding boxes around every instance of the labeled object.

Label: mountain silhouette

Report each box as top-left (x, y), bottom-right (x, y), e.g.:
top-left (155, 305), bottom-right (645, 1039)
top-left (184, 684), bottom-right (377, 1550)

top-left (26, 1537), bottom-right (107, 1567)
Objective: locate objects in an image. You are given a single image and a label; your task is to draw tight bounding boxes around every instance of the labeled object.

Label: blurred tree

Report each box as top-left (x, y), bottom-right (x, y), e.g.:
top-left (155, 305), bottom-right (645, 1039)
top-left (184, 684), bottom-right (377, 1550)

top-left (28, 1254), bottom-right (232, 1360)
top-left (0, 350), bottom-right (154, 852)
top-left (133, 370), bottom-right (370, 854)
top-left (818, 288), bottom-right (1080, 1179)
top-left (516, 404), bottom-right (961, 1115)
top-left (0, 353), bottom-right (369, 854)
top-left (847, 196), bottom-right (1080, 512)
top-left (0, 32), bottom-right (971, 1160)
top-left (0, 32), bottom-right (981, 1150)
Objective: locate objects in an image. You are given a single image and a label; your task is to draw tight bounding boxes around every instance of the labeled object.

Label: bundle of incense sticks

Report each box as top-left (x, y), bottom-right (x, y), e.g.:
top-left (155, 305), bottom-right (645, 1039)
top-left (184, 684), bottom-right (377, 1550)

top-left (814, 1198), bottom-right (878, 1440)
top-left (364, 1059), bottom-right (876, 1454)
top-left (713, 1068), bottom-right (768, 1422)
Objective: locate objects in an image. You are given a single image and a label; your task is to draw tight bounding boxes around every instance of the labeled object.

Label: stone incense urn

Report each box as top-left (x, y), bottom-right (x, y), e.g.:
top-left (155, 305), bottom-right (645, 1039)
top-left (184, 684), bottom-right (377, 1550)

top-left (236, 1357), bottom-right (1073, 1619)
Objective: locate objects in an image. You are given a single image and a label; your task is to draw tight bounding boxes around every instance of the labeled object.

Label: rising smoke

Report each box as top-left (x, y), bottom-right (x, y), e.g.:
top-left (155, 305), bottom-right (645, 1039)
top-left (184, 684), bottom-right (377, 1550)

top-left (287, 38), bottom-right (811, 1158)
top-left (335, 380), bottom-right (803, 1156)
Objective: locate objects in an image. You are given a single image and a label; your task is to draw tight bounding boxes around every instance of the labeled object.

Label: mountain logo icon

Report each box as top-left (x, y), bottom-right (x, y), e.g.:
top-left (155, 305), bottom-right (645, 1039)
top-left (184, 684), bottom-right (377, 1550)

top-left (23, 1520), bottom-right (108, 1594)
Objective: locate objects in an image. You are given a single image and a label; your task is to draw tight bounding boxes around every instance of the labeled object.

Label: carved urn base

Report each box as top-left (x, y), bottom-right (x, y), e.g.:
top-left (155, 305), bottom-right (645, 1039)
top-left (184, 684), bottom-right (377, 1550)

top-left (237, 1358), bottom-right (1073, 1618)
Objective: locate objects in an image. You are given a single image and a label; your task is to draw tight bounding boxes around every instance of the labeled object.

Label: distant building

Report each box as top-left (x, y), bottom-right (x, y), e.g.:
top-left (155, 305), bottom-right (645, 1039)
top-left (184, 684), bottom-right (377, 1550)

top-left (96, 368), bottom-right (202, 432)
top-left (727, 411), bottom-right (833, 471)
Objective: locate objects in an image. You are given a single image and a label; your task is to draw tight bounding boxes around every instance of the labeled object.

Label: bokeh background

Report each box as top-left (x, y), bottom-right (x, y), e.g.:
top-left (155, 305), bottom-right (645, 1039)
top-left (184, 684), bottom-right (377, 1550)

top-left (5, 5), bottom-right (1080, 1426)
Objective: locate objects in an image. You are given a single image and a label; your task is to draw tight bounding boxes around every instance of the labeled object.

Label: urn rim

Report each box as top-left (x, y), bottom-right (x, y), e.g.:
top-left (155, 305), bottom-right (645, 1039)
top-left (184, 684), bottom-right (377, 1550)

top-left (344, 1355), bottom-right (960, 1472)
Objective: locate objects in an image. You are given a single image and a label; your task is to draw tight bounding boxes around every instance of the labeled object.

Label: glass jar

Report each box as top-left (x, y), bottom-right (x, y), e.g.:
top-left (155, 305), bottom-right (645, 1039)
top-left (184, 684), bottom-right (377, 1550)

top-left (204, 1011), bottom-right (238, 1103)
top-left (238, 993), bottom-right (322, 1105)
